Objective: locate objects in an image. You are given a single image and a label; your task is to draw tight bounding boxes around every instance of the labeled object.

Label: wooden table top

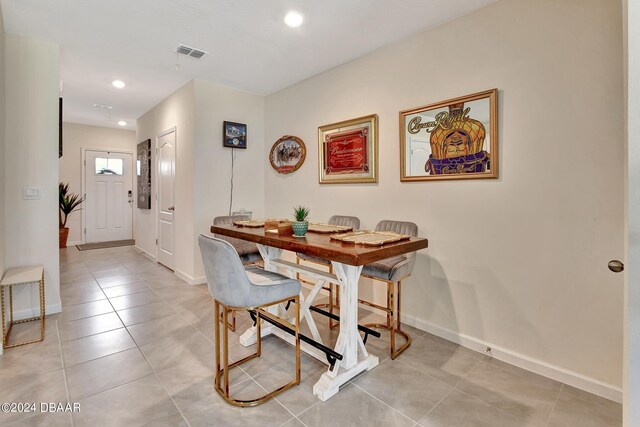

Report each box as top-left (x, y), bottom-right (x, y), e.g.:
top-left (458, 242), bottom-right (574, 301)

top-left (210, 225), bottom-right (428, 266)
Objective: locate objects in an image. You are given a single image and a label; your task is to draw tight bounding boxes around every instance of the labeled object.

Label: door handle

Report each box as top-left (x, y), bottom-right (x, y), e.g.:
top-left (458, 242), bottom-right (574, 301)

top-left (168, 206), bottom-right (175, 211)
top-left (608, 260), bottom-right (624, 273)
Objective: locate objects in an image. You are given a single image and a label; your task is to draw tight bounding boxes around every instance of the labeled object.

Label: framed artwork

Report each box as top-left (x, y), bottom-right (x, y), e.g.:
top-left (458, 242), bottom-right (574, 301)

top-left (269, 135), bottom-right (306, 174)
top-left (400, 89), bottom-right (498, 181)
top-left (223, 121), bottom-right (247, 149)
top-left (318, 114), bottom-right (378, 184)
top-left (136, 139), bottom-right (151, 209)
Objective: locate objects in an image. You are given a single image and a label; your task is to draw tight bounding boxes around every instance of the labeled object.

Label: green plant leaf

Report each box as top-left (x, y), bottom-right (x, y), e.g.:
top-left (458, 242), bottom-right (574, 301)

top-left (293, 205), bottom-right (310, 221)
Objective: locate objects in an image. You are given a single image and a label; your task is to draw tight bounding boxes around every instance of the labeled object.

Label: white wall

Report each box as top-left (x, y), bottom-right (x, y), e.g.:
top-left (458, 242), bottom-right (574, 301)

top-left (624, 0), bottom-right (639, 423)
top-left (136, 81), bottom-right (195, 271)
top-left (265, 0), bottom-right (624, 399)
top-left (192, 80), bottom-right (265, 280)
top-left (59, 122), bottom-right (136, 245)
top-left (4, 34), bottom-right (61, 316)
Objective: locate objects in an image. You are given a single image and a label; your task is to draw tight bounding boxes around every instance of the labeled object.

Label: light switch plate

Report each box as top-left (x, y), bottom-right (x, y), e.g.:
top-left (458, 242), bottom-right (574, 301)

top-left (23, 186), bottom-right (41, 200)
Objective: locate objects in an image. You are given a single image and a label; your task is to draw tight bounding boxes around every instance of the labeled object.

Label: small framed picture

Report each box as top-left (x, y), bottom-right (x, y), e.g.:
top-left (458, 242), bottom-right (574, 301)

top-left (223, 121), bottom-right (247, 149)
top-left (270, 135), bottom-right (306, 174)
top-left (318, 114), bottom-right (378, 184)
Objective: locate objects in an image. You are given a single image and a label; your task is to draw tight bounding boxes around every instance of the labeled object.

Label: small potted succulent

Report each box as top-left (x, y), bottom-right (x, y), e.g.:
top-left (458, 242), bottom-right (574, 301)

top-left (292, 206), bottom-right (310, 237)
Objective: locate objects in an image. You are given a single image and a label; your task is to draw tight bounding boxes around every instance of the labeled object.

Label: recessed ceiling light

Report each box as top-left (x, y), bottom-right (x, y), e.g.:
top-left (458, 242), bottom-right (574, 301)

top-left (118, 121), bottom-right (127, 126)
top-left (112, 80), bottom-right (126, 89)
top-left (284, 11), bottom-right (303, 28)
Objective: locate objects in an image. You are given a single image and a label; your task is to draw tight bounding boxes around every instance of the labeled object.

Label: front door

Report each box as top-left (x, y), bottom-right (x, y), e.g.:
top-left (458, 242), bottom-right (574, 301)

top-left (84, 150), bottom-right (133, 243)
top-left (157, 129), bottom-right (176, 269)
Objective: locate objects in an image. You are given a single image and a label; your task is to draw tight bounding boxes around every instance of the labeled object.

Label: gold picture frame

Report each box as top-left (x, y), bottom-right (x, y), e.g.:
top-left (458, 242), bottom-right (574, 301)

top-left (400, 89), bottom-right (498, 182)
top-left (318, 114), bottom-right (378, 184)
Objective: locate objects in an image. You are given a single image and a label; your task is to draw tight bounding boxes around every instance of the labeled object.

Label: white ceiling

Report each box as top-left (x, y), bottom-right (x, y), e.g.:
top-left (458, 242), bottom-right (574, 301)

top-left (1, 0), bottom-right (496, 130)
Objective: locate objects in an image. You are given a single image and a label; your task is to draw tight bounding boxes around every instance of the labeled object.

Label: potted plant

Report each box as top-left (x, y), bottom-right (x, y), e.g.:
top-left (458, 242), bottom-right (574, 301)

top-left (292, 206), bottom-right (310, 237)
top-left (59, 182), bottom-right (84, 248)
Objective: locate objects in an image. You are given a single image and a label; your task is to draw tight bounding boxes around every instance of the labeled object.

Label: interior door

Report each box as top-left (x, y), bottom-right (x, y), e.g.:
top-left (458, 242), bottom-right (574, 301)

top-left (157, 129), bottom-right (176, 269)
top-left (85, 150), bottom-right (133, 243)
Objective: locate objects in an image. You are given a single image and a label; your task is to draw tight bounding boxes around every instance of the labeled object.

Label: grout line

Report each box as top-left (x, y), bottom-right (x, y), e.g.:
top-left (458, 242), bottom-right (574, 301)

top-left (93, 267), bottom-right (192, 427)
top-left (350, 382), bottom-right (417, 423)
top-left (544, 383), bottom-right (564, 427)
top-left (55, 318), bottom-right (76, 427)
top-left (418, 386), bottom-right (456, 425)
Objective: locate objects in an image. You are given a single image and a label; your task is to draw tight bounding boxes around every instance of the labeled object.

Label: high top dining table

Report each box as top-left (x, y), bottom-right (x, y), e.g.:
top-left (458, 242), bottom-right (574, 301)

top-left (210, 224), bottom-right (429, 401)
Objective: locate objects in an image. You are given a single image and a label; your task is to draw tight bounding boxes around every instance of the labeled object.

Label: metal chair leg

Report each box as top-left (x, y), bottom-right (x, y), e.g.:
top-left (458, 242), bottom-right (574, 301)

top-left (214, 297), bottom-right (300, 407)
top-left (360, 279), bottom-right (412, 359)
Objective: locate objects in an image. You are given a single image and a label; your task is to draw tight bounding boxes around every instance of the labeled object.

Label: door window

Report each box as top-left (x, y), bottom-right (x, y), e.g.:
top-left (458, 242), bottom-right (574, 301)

top-left (95, 158), bottom-right (124, 175)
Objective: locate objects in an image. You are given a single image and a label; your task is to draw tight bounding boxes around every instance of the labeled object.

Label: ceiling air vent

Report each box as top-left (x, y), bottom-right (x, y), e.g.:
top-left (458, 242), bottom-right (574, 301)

top-left (93, 103), bottom-right (113, 110)
top-left (177, 44), bottom-right (207, 59)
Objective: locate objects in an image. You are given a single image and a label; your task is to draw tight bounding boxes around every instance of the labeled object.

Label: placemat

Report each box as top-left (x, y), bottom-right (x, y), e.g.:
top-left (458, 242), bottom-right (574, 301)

top-left (307, 223), bottom-right (354, 234)
top-left (330, 230), bottom-right (411, 246)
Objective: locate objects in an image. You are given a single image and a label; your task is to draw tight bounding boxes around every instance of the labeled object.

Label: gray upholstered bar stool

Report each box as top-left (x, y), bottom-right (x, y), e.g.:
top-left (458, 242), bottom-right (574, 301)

top-left (213, 215), bottom-right (262, 331)
top-left (359, 220), bottom-right (418, 359)
top-left (213, 215), bottom-right (261, 265)
top-left (198, 234), bottom-right (301, 407)
top-left (296, 215), bottom-right (360, 329)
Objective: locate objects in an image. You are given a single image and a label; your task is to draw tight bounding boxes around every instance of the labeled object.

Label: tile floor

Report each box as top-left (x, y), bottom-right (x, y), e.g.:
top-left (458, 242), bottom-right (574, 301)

top-left (0, 246), bottom-right (622, 426)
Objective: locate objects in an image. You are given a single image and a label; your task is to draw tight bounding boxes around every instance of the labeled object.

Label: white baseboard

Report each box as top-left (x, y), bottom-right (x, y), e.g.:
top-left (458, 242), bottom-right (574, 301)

top-left (174, 269), bottom-right (206, 286)
top-left (301, 280), bottom-right (622, 402)
top-left (401, 313), bottom-right (622, 403)
top-left (135, 245), bottom-right (156, 261)
top-left (13, 302), bottom-right (62, 321)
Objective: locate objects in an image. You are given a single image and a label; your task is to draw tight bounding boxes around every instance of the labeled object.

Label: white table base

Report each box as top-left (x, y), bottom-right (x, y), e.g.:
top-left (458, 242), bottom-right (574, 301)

top-left (239, 244), bottom-right (379, 401)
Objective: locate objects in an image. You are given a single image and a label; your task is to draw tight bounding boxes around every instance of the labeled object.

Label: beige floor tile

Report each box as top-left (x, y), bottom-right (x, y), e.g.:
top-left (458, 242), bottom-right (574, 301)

top-left (561, 384), bottom-right (621, 410)
top-left (102, 282), bottom-right (150, 298)
top-left (154, 285), bottom-right (206, 305)
top-left (142, 276), bottom-right (188, 290)
top-left (547, 387), bottom-right (622, 427)
top-left (0, 334), bottom-right (63, 388)
top-left (139, 326), bottom-right (213, 373)
top-left (3, 317), bottom-right (53, 346)
top-left (60, 280), bottom-right (101, 293)
top-left (117, 300), bottom-right (176, 326)
top-left (0, 369), bottom-right (68, 425)
top-left (96, 274), bottom-right (141, 288)
top-left (65, 347), bottom-right (153, 400)
top-left (109, 290), bottom-right (161, 310)
top-left (354, 359), bottom-right (452, 422)
top-left (297, 383), bottom-right (414, 427)
top-left (58, 312), bottom-right (123, 342)
top-left (456, 359), bottom-right (561, 425)
top-left (253, 352), bottom-right (327, 416)
top-left (91, 267), bottom-right (132, 280)
top-left (170, 295), bottom-right (214, 324)
top-left (155, 357), bottom-right (249, 411)
top-left (126, 313), bottom-right (191, 346)
top-left (73, 375), bottom-right (178, 427)
top-left (395, 333), bottom-right (483, 386)
top-left (60, 288), bottom-right (106, 306)
top-left (7, 411), bottom-right (73, 426)
top-left (280, 417), bottom-right (305, 427)
top-left (420, 389), bottom-right (535, 427)
top-left (61, 328), bottom-right (136, 366)
top-left (142, 413), bottom-right (189, 427)
top-left (181, 379), bottom-right (292, 427)
top-left (57, 299), bottom-right (114, 323)
top-left (231, 336), bottom-right (297, 377)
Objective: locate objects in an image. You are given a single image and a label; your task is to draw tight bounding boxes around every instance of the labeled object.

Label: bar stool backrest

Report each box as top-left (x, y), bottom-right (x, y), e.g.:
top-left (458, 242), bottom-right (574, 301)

top-left (198, 234), bottom-right (255, 308)
top-left (375, 220), bottom-right (419, 261)
top-left (328, 215), bottom-right (360, 229)
top-left (213, 215), bottom-right (252, 248)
